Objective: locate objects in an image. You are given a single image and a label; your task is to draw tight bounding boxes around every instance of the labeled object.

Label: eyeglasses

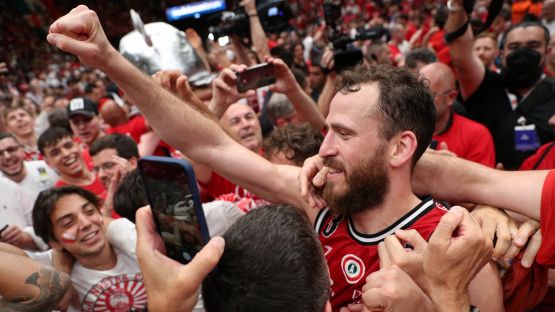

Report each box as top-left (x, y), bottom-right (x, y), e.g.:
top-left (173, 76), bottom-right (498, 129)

top-left (0, 145), bottom-right (21, 158)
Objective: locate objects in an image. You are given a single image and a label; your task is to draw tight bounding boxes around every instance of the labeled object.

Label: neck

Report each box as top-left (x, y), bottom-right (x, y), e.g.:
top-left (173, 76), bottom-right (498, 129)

top-left (18, 134), bottom-right (37, 149)
top-left (61, 168), bottom-right (95, 186)
top-left (434, 111), bottom-right (452, 135)
top-left (77, 243), bottom-right (117, 270)
top-left (351, 173), bottom-right (421, 234)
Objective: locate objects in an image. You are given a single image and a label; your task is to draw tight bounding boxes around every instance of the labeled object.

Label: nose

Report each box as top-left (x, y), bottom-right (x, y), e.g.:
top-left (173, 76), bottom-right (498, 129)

top-left (319, 131), bottom-right (338, 158)
top-left (77, 213), bottom-right (93, 231)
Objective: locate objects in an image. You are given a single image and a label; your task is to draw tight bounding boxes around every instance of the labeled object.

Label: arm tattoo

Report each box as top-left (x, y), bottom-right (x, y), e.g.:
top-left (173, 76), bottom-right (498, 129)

top-left (0, 266), bottom-right (71, 311)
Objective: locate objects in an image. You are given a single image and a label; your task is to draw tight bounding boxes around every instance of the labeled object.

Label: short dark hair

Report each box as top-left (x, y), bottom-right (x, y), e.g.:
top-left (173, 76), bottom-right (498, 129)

top-left (337, 64), bottom-right (435, 166)
top-left (113, 169), bottom-right (148, 223)
top-left (405, 48), bottom-right (437, 69)
top-left (32, 186), bottom-right (100, 244)
top-left (89, 134), bottom-right (139, 160)
top-left (0, 132), bottom-right (18, 143)
top-left (38, 127), bottom-right (73, 156)
top-left (202, 204), bottom-right (329, 312)
top-left (500, 21), bottom-right (550, 51)
top-left (263, 123), bottom-right (323, 166)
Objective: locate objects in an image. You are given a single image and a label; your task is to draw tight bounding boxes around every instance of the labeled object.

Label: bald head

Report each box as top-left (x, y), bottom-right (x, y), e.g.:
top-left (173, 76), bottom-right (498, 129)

top-left (99, 99), bottom-right (128, 127)
top-left (419, 63), bottom-right (458, 130)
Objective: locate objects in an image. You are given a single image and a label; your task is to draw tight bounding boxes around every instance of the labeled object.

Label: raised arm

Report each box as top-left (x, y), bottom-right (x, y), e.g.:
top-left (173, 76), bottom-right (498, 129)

top-left (240, 0), bottom-right (270, 62)
top-left (412, 151), bottom-right (548, 220)
top-left (47, 6), bottom-right (307, 212)
top-left (445, 0), bottom-right (485, 100)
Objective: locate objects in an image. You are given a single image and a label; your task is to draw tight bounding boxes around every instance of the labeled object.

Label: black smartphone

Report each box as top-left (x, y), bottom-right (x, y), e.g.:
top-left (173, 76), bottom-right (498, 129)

top-left (138, 156), bottom-right (210, 264)
top-left (236, 63), bottom-right (276, 93)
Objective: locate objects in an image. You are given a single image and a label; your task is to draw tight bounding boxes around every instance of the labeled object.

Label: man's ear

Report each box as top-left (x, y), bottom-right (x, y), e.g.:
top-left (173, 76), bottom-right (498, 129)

top-left (389, 131), bottom-right (417, 168)
top-left (323, 301), bottom-right (332, 312)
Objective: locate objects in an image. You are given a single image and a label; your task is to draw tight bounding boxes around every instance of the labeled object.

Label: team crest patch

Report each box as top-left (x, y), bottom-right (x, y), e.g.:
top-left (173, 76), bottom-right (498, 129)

top-left (341, 254), bottom-right (365, 284)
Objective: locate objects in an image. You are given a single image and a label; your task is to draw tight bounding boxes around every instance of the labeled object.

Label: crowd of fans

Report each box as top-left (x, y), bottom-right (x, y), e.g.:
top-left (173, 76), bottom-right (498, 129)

top-left (1, 0), bottom-right (555, 311)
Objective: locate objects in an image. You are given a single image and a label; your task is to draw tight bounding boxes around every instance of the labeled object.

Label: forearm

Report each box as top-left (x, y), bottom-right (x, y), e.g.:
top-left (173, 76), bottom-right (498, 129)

top-left (231, 36), bottom-right (254, 66)
top-left (286, 86), bottom-right (326, 130)
top-left (0, 252), bottom-right (71, 311)
top-left (0, 242), bottom-right (28, 256)
top-left (99, 48), bottom-right (230, 161)
top-left (248, 15), bottom-right (270, 61)
top-left (18, 232), bottom-right (39, 251)
top-left (317, 74), bottom-right (337, 117)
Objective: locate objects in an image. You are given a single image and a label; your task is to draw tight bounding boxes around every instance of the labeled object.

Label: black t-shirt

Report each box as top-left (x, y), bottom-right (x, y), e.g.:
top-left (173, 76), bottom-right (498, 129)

top-left (461, 68), bottom-right (555, 169)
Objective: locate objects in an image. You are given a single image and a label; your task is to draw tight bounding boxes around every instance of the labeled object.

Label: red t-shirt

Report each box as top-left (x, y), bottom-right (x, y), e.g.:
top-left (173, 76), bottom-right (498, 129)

top-left (537, 170), bottom-right (555, 267)
top-left (199, 171), bottom-right (258, 202)
top-left (433, 113), bottom-right (496, 167)
top-left (315, 198), bottom-right (447, 310)
top-left (55, 176), bottom-right (106, 200)
top-left (520, 142), bottom-right (555, 170)
top-left (107, 115), bottom-right (148, 144)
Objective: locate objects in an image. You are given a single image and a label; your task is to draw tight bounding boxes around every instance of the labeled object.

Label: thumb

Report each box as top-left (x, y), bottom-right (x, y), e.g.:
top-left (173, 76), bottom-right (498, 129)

top-left (439, 142), bottom-right (449, 151)
top-left (47, 33), bottom-right (98, 60)
top-left (428, 206), bottom-right (464, 247)
top-left (182, 237), bottom-right (225, 285)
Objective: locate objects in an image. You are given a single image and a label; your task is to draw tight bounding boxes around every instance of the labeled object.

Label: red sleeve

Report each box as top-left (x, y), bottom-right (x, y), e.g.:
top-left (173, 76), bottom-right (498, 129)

top-left (198, 172), bottom-right (237, 199)
top-left (465, 129), bottom-right (496, 168)
top-left (537, 170), bottom-right (555, 267)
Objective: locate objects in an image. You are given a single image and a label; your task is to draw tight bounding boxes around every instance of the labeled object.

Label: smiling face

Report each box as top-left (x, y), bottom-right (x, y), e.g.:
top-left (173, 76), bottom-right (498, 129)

top-left (318, 84), bottom-right (391, 214)
top-left (49, 194), bottom-right (107, 258)
top-left (43, 136), bottom-right (86, 179)
top-left (0, 136), bottom-right (24, 178)
top-left (92, 148), bottom-right (118, 189)
top-left (69, 114), bottom-right (103, 146)
top-left (5, 108), bottom-right (35, 138)
top-left (222, 104), bottom-right (263, 152)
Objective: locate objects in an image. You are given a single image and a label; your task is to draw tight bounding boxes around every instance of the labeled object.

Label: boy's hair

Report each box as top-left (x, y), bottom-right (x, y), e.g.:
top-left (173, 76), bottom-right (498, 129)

top-left (89, 133), bottom-right (139, 160)
top-left (202, 204), bottom-right (330, 312)
top-left (32, 186), bottom-right (100, 244)
top-left (38, 127), bottom-right (73, 155)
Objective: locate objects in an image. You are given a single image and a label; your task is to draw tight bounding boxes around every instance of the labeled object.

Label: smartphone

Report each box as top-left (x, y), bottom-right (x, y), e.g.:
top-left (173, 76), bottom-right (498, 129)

top-left (138, 156), bottom-right (210, 264)
top-left (236, 63), bottom-right (276, 93)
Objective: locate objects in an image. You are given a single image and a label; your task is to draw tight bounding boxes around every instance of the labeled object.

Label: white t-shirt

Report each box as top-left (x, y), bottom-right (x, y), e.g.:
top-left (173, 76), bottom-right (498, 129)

top-left (0, 177), bottom-right (47, 250)
top-left (17, 161), bottom-right (58, 204)
top-left (26, 219), bottom-right (146, 312)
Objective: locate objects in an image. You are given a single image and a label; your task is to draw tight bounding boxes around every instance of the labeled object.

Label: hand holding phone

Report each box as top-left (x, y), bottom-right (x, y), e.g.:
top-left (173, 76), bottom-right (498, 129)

top-left (236, 63), bottom-right (276, 93)
top-left (139, 156), bottom-right (210, 264)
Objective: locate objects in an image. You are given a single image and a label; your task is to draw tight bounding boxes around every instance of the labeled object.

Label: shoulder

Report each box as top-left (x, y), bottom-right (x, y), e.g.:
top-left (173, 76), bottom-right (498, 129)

top-left (454, 114), bottom-right (491, 133)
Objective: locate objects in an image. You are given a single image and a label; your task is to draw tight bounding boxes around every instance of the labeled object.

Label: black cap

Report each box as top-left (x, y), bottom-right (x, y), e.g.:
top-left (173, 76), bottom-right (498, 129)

top-left (67, 97), bottom-right (98, 117)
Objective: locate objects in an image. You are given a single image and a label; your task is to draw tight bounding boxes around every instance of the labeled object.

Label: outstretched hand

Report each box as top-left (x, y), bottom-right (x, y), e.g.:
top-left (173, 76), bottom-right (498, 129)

top-left (136, 206), bottom-right (225, 312)
top-left (47, 5), bottom-right (116, 70)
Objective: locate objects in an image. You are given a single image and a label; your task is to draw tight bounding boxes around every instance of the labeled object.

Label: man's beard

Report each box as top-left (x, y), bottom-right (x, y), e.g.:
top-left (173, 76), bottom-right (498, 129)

top-left (1, 164), bottom-right (24, 178)
top-left (320, 144), bottom-right (390, 215)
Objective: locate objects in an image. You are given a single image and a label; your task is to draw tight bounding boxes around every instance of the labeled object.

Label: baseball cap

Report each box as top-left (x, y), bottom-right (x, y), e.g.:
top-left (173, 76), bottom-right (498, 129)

top-left (67, 97), bottom-right (98, 117)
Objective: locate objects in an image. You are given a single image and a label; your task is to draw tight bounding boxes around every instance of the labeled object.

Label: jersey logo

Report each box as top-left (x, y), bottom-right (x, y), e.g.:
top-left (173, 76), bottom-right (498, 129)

top-left (323, 215), bottom-right (342, 238)
top-left (341, 254), bottom-right (365, 285)
top-left (323, 245), bottom-right (333, 257)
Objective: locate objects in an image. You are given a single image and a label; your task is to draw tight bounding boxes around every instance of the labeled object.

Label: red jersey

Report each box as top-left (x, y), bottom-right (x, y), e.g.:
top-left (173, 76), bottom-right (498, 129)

top-left (55, 176), bottom-right (106, 200)
top-left (537, 170), bottom-right (555, 267)
top-left (520, 142), bottom-right (555, 170)
top-left (315, 197), bottom-right (447, 310)
top-left (107, 115), bottom-right (148, 144)
top-left (433, 113), bottom-right (496, 167)
top-left (199, 172), bottom-right (261, 205)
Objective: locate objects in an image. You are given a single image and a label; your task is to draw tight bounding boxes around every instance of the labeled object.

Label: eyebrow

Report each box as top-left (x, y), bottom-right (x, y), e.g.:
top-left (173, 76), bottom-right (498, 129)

top-left (55, 202), bottom-right (92, 225)
top-left (329, 122), bottom-right (356, 134)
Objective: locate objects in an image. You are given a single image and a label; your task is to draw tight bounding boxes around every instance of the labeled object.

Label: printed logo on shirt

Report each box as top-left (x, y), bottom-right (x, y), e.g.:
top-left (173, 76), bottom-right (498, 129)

top-left (323, 215), bottom-right (343, 238)
top-left (352, 289), bottom-right (362, 304)
top-left (81, 273), bottom-right (146, 311)
top-left (323, 245), bottom-right (333, 257)
top-left (341, 254), bottom-right (365, 285)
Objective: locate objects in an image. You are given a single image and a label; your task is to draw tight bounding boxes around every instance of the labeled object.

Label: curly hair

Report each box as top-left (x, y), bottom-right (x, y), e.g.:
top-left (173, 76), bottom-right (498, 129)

top-left (263, 123), bottom-right (323, 166)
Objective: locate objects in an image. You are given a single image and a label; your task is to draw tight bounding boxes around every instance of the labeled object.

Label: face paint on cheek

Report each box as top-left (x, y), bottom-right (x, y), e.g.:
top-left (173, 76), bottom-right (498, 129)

top-left (62, 231), bottom-right (77, 244)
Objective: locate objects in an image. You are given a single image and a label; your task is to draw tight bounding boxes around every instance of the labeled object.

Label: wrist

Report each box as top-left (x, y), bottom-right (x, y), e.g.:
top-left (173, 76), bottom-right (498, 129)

top-left (428, 288), bottom-right (470, 312)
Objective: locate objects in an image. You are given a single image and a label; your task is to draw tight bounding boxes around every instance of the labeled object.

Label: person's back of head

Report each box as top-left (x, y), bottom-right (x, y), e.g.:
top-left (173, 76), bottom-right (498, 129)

top-left (202, 204), bottom-right (329, 312)
top-left (266, 93), bottom-right (296, 126)
top-left (263, 123), bottom-right (324, 166)
top-left (112, 169), bottom-right (147, 223)
top-left (405, 48), bottom-right (438, 71)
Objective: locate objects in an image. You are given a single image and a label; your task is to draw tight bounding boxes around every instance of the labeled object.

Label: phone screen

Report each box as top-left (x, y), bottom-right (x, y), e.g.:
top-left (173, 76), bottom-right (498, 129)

top-left (236, 63), bottom-right (276, 93)
top-left (139, 161), bottom-right (205, 264)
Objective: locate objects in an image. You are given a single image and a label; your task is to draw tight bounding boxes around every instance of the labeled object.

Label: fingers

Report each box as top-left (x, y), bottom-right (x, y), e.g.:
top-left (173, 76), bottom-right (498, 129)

top-left (513, 219), bottom-right (540, 248)
top-left (299, 155), bottom-right (324, 198)
top-left (378, 241), bottom-right (391, 269)
top-left (521, 230), bottom-right (542, 268)
top-left (313, 167), bottom-right (330, 188)
top-left (1, 225), bottom-right (20, 243)
top-left (394, 229), bottom-right (427, 251)
top-left (492, 220), bottom-right (516, 261)
top-left (180, 236), bottom-right (225, 286)
top-left (428, 206), bottom-right (464, 248)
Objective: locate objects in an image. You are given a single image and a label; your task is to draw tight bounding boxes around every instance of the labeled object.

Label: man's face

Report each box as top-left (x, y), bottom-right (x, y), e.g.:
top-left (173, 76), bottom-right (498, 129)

top-left (43, 136), bottom-right (85, 178)
top-left (318, 84), bottom-right (390, 215)
top-left (502, 26), bottom-right (548, 67)
top-left (5, 109), bottom-right (34, 137)
top-left (0, 137), bottom-right (24, 177)
top-left (473, 37), bottom-right (498, 68)
top-left (49, 194), bottom-right (107, 258)
top-left (69, 114), bottom-right (102, 146)
top-left (92, 148), bottom-right (118, 189)
top-left (308, 66), bottom-right (326, 91)
top-left (222, 104), bottom-right (263, 152)
top-left (419, 67), bottom-right (452, 122)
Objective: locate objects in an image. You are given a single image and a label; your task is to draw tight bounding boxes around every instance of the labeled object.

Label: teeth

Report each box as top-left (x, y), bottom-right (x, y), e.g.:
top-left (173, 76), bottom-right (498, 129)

top-left (82, 232), bottom-right (96, 241)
